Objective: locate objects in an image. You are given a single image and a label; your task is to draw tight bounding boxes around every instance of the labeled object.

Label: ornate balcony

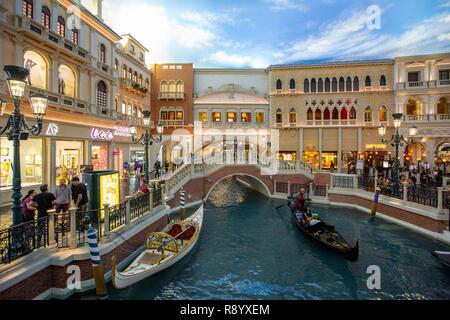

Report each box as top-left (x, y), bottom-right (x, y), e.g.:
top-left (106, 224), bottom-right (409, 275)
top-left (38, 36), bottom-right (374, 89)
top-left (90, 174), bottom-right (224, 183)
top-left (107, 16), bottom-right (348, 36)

top-left (120, 78), bottom-right (149, 96)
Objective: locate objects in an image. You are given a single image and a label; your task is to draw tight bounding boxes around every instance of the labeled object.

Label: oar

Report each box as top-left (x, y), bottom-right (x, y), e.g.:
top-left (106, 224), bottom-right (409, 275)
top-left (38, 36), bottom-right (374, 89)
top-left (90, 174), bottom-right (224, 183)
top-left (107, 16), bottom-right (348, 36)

top-left (275, 204), bottom-right (285, 210)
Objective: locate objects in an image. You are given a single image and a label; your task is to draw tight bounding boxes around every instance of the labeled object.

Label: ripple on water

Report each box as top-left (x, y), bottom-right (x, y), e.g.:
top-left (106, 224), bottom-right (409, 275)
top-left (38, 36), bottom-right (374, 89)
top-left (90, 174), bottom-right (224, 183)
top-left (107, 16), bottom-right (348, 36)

top-left (76, 179), bottom-right (450, 300)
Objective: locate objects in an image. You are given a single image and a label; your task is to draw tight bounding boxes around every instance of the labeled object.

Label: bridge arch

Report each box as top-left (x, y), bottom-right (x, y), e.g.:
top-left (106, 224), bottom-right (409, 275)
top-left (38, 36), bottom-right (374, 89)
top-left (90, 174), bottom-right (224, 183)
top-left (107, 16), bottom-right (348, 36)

top-left (205, 172), bottom-right (272, 200)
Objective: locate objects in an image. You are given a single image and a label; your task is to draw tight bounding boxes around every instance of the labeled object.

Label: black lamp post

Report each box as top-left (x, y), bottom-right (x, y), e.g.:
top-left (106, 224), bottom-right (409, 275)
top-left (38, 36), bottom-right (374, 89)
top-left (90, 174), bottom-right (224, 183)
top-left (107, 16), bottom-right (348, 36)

top-left (378, 112), bottom-right (417, 194)
top-left (130, 111), bottom-right (164, 184)
top-left (1, 65), bottom-right (48, 225)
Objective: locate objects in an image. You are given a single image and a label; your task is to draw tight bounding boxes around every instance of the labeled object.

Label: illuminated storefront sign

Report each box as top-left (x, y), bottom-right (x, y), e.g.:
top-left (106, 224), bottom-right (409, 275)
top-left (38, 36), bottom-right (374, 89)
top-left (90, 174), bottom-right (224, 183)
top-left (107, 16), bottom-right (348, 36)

top-left (46, 123), bottom-right (59, 136)
top-left (365, 144), bottom-right (386, 150)
top-left (90, 128), bottom-right (114, 141)
top-left (113, 126), bottom-right (132, 137)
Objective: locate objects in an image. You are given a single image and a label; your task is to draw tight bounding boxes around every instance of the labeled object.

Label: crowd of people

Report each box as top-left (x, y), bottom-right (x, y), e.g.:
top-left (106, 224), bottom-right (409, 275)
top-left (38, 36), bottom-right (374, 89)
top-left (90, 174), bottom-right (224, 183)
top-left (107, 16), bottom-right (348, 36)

top-left (20, 177), bottom-right (88, 224)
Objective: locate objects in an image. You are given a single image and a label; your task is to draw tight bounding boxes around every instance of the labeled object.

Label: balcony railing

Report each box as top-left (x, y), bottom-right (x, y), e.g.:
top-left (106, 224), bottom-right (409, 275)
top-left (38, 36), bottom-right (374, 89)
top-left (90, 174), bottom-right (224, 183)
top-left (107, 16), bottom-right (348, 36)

top-left (403, 114), bottom-right (450, 123)
top-left (397, 80), bottom-right (450, 90)
top-left (19, 16), bottom-right (89, 62)
top-left (158, 92), bottom-right (185, 100)
top-left (120, 78), bottom-right (149, 96)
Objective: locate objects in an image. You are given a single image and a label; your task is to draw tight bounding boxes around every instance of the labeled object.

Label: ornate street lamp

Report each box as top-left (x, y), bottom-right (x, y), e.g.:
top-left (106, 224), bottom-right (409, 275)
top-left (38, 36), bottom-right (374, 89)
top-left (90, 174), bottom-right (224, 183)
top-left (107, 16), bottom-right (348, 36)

top-left (1, 65), bottom-right (48, 225)
top-left (131, 110), bottom-right (164, 184)
top-left (377, 112), bottom-right (416, 195)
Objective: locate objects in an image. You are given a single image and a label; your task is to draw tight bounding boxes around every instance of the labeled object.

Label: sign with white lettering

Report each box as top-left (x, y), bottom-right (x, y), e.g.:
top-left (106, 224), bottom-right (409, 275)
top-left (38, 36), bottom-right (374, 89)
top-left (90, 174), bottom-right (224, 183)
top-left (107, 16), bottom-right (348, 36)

top-left (365, 144), bottom-right (386, 150)
top-left (90, 128), bottom-right (114, 141)
top-left (46, 123), bottom-right (59, 136)
top-left (113, 126), bottom-right (132, 137)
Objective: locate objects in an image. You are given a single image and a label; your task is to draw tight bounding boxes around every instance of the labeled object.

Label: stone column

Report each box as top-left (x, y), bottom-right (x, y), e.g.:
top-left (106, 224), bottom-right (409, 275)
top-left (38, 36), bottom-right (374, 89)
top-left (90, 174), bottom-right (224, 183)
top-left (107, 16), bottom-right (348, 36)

top-left (69, 207), bottom-right (78, 249)
top-left (318, 128), bottom-right (323, 171)
top-left (48, 209), bottom-right (56, 247)
top-left (51, 55), bottom-right (60, 93)
top-left (357, 127), bottom-right (363, 154)
top-left (426, 139), bottom-right (436, 169)
top-left (337, 127), bottom-right (342, 173)
top-left (33, 0), bottom-right (42, 24)
top-left (14, 38), bottom-right (24, 66)
top-left (15, 0), bottom-right (23, 16)
top-left (50, 0), bottom-right (58, 32)
top-left (85, 140), bottom-right (92, 165)
top-left (299, 128), bottom-right (304, 163)
top-left (108, 141), bottom-right (115, 170)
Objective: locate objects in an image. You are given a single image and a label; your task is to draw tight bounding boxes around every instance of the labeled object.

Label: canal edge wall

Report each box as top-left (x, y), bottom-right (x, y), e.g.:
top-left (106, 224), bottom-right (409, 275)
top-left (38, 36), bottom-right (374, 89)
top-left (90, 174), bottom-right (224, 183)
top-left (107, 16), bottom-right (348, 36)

top-left (0, 206), bottom-right (170, 300)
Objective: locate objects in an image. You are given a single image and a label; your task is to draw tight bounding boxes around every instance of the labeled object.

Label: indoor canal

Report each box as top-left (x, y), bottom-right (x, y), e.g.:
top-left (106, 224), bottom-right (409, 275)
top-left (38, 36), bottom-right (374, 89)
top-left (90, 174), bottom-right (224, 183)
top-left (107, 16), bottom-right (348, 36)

top-left (76, 178), bottom-right (450, 300)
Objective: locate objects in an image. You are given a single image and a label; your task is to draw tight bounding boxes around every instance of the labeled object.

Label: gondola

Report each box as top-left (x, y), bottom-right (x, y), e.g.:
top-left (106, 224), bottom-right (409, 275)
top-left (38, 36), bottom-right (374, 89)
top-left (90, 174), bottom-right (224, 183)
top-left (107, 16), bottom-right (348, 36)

top-left (111, 204), bottom-right (203, 289)
top-left (432, 251), bottom-right (450, 268)
top-left (287, 196), bottom-right (359, 261)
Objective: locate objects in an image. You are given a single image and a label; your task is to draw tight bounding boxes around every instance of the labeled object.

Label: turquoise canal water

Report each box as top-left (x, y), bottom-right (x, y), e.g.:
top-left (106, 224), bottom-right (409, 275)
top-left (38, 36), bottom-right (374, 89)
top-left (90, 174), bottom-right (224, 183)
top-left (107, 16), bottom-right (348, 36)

top-left (79, 178), bottom-right (450, 300)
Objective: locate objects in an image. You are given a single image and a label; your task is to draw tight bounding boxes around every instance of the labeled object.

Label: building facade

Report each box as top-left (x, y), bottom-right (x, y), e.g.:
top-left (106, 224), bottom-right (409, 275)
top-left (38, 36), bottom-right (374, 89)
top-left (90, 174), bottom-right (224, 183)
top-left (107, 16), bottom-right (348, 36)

top-left (267, 60), bottom-right (396, 173)
top-left (0, 0), bottom-right (150, 207)
top-left (394, 53), bottom-right (450, 169)
top-left (193, 68), bottom-right (269, 163)
top-left (150, 63), bottom-right (193, 165)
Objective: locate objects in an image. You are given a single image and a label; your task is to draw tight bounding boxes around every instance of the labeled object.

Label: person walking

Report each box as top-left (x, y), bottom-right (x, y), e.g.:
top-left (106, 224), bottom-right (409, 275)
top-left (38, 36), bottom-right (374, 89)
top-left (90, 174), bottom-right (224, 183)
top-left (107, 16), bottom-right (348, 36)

top-left (330, 161), bottom-right (335, 173)
top-left (34, 184), bottom-right (56, 218)
top-left (55, 179), bottom-right (72, 213)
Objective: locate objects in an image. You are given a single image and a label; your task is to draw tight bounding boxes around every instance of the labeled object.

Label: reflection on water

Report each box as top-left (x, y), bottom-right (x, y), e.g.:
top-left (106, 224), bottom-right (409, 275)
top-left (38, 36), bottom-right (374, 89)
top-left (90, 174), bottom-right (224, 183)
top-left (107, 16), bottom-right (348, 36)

top-left (207, 177), bottom-right (248, 208)
top-left (75, 178), bottom-right (450, 300)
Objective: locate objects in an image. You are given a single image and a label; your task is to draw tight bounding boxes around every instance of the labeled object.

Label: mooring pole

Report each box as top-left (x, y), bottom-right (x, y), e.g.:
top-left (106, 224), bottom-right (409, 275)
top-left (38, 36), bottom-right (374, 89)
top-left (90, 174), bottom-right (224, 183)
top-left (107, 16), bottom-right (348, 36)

top-left (180, 187), bottom-right (186, 220)
top-left (87, 226), bottom-right (108, 299)
top-left (370, 187), bottom-right (381, 219)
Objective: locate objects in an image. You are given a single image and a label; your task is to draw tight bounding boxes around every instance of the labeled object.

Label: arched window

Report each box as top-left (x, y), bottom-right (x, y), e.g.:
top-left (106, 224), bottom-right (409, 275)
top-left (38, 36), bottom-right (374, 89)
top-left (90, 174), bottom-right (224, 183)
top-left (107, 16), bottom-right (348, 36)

top-left (307, 108), bottom-right (313, 121)
top-left (99, 44), bottom-right (106, 63)
top-left (24, 50), bottom-right (47, 89)
top-left (346, 77), bottom-right (352, 91)
top-left (176, 108), bottom-right (184, 121)
top-left (437, 98), bottom-right (449, 114)
top-left (276, 108), bottom-right (283, 124)
top-left (138, 74), bottom-right (143, 86)
top-left (161, 81), bottom-right (168, 92)
top-left (22, 0), bottom-right (33, 18)
top-left (176, 81), bottom-right (184, 93)
top-left (169, 81), bottom-right (176, 93)
top-left (310, 78), bottom-right (316, 93)
top-left (349, 107), bottom-right (356, 119)
top-left (276, 79), bottom-right (282, 90)
top-left (406, 99), bottom-right (422, 115)
top-left (353, 76), bottom-right (359, 91)
top-left (325, 78), bottom-right (330, 92)
top-left (57, 16), bottom-right (65, 37)
top-left (289, 108), bottom-right (296, 123)
top-left (96, 81), bottom-right (107, 109)
top-left (71, 28), bottom-right (79, 45)
top-left (365, 106), bottom-right (372, 122)
top-left (304, 79), bottom-right (309, 93)
top-left (133, 71), bottom-right (138, 83)
top-left (332, 77), bottom-right (337, 92)
top-left (58, 64), bottom-right (76, 97)
top-left (114, 59), bottom-right (118, 71)
top-left (315, 108), bottom-right (322, 120)
top-left (341, 107), bottom-right (347, 120)
top-left (318, 78), bottom-right (323, 92)
top-left (145, 78), bottom-right (149, 90)
top-left (128, 68), bottom-right (132, 79)
top-left (41, 6), bottom-right (50, 28)
top-left (339, 77), bottom-right (345, 92)
top-left (332, 107), bottom-right (339, 120)
top-left (365, 75), bottom-right (371, 87)
top-left (380, 75), bottom-right (386, 86)
top-left (122, 65), bottom-right (127, 78)
top-left (323, 107), bottom-right (330, 120)
top-left (289, 79), bottom-right (296, 90)
top-left (379, 105), bottom-right (387, 122)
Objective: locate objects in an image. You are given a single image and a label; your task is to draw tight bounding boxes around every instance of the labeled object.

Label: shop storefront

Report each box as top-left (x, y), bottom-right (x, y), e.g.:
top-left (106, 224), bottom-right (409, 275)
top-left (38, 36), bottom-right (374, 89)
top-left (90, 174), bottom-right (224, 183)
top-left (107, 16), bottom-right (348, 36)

top-left (0, 137), bottom-right (43, 190)
top-left (436, 142), bottom-right (450, 165)
top-left (91, 143), bottom-right (108, 171)
top-left (321, 152), bottom-right (337, 170)
top-left (364, 144), bottom-right (390, 174)
top-left (342, 151), bottom-right (358, 173)
top-left (55, 140), bottom-right (84, 184)
top-left (277, 151), bottom-right (297, 161)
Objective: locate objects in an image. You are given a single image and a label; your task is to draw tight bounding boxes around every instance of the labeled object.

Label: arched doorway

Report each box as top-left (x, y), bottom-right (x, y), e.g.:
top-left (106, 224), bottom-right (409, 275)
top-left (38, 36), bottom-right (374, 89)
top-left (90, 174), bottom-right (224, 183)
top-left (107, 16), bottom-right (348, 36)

top-left (436, 142), bottom-right (450, 165)
top-left (405, 98), bottom-right (423, 118)
top-left (404, 142), bottom-right (426, 167)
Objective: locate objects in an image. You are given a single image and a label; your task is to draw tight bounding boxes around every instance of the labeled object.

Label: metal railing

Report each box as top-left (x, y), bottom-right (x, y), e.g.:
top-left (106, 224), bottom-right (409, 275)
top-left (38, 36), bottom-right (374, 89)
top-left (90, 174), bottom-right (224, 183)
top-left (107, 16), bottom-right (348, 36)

top-left (358, 175), bottom-right (376, 192)
top-left (314, 184), bottom-right (327, 197)
top-left (332, 175), bottom-right (355, 188)
top-left (407, 186), bottom-right (438, 208)
top-left (109, 203), bottom-right (127, 231)
top-left (130, 193), bottom-right (150, 220)
top-left (0, 216), bottom-right (49, 264)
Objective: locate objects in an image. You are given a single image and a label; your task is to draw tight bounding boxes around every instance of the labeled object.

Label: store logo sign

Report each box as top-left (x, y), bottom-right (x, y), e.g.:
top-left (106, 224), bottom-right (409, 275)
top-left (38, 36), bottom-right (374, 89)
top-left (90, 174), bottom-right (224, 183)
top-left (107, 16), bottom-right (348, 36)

top-left (365, 144), bottom-right (386, 150)
top-left (113, 126), bottom-right (132, 137)
top-left (91, 128), bottom-right (114, 141)
top-left (46, 123), bottom-right (59, 136)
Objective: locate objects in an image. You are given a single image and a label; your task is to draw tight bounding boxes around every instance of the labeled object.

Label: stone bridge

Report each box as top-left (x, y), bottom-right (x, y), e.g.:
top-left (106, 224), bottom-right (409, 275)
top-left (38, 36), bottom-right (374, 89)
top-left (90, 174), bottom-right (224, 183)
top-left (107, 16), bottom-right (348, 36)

top-left (163, 161), bottom-right (317, 208)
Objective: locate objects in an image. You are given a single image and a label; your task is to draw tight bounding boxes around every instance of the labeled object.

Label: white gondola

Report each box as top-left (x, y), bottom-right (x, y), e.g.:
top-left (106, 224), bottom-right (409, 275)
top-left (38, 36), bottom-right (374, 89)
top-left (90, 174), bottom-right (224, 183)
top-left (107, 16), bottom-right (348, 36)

top-left (111, 204), bottom-right (203, 289)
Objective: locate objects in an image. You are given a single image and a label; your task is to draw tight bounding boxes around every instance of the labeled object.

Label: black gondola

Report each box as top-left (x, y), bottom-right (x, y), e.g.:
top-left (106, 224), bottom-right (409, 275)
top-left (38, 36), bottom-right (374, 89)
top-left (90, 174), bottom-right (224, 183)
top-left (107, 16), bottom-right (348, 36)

top-left (287, 196), bottom-right (359, 261)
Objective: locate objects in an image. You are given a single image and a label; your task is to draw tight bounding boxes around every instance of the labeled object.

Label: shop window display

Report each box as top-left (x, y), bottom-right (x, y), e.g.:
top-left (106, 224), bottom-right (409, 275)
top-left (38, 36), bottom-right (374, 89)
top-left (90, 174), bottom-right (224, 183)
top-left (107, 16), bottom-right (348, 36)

top-left (92, 145), bottom-right (108, 170)
top-left (55, 141), bottom-right (83, 184)
top-left (0, 138), bottom-right (43, 189)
